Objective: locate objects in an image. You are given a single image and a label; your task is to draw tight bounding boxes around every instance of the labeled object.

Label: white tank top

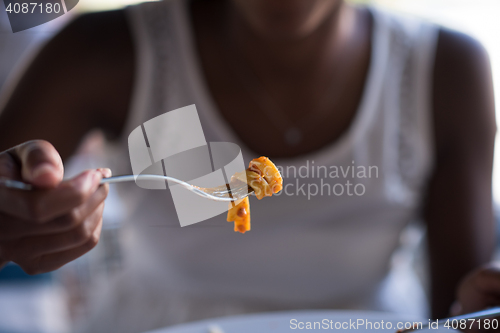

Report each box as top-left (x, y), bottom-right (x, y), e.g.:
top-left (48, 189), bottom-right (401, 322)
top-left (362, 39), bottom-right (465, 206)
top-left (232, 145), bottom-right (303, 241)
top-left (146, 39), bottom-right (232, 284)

top-left (81, 1), bottom-right (439, 331)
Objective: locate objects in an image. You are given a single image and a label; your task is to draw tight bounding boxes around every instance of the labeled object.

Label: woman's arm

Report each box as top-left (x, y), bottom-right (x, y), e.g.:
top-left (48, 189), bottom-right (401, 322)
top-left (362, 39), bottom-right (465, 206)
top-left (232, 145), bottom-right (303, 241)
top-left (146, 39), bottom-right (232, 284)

top-left (425, 28), bottom-right (497, 319)
top-left (0, 10), bottom-right (133, 273)
top-left (0, 9), bottom-right (134, 159)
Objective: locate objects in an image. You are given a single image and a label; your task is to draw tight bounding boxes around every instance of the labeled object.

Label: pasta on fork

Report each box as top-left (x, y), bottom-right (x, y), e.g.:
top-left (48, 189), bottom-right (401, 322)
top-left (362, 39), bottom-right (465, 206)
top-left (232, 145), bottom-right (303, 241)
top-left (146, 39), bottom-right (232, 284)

top-left (227, 157), bottom-right (283, 233)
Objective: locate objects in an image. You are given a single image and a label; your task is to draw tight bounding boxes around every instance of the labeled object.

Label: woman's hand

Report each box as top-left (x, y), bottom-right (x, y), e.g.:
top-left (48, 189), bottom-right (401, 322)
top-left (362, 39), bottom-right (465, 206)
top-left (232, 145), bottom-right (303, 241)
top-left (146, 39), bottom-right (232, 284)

top-left (451, 264), bottom-right (500, 332)
top-left (454, 265), bottom-right (500, 316)
top-left (0, 140), bottom-right (110, 274)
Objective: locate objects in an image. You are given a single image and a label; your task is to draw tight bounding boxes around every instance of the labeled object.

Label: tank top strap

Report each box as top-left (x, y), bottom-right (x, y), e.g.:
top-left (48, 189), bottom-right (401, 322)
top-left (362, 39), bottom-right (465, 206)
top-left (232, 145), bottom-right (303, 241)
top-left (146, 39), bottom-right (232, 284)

top-left (369, 8), bottom-right (439, 205)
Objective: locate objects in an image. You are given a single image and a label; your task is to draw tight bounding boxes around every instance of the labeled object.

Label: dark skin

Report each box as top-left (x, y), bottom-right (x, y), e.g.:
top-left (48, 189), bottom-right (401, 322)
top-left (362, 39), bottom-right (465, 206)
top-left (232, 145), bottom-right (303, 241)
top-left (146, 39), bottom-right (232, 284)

top-left (0, 0), bottom-right (495, 319)
top-left (427, 28), bottom-right (496, 318)
top-left (192, 0), bottom-right (371, 156)
top-left (451, 265), bottom-right (500, 332)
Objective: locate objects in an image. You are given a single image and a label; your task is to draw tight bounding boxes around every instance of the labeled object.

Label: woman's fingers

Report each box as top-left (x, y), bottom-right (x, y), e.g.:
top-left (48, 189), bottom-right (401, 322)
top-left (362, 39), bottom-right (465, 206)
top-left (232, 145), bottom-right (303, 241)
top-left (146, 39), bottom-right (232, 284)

top-left (457, 265), bottom-right (500, 314)
top-left (0, 140), bottom-right (112, 274)
top-left (41, 182), bottom-right (109, 234)
top-left (0, 149), bottom-right (22, 181)
top-left (0, 183), bottom-right (109, 239)
top-left (475, 265), bottom-right (500, 294)
top-left (10, 140), bottom-right (64, 188)
top-left (0, 170), bottom-right (103, 223)
top-left (3, 202), bottom-right (105, 263)
top-left (19, 218), bottom-right (103, 275)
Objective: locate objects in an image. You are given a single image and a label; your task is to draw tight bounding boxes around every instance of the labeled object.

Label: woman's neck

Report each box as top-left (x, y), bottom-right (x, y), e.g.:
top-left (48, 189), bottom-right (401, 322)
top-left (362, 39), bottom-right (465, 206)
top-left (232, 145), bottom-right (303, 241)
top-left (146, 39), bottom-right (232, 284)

top-left (224, 0), bottom-right (357, 81)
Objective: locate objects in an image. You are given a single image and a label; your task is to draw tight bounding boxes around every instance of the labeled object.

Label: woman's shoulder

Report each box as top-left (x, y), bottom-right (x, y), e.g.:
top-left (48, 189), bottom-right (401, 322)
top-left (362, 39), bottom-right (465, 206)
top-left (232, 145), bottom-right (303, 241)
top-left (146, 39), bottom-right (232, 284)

top-left (23, 9), bottom-right (135, 139)
top-left (432, 25), bottom-right (495, 158)
top-left (371, 6), bottom-right (488, 61)
top-left (370, 6), bottom-right (494, 153)
top-left (435, 27), bottom-right (490, 73)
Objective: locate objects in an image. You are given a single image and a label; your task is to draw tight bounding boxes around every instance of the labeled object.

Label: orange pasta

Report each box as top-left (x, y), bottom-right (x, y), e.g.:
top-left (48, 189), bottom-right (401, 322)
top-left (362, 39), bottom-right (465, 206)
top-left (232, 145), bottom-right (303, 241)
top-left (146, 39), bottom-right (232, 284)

top-left (249, 156), bottom-right (283, 195)
top-left (227, 197), bottom-right (251, 233)
top-left (226, 156), bottom-right (282, 233)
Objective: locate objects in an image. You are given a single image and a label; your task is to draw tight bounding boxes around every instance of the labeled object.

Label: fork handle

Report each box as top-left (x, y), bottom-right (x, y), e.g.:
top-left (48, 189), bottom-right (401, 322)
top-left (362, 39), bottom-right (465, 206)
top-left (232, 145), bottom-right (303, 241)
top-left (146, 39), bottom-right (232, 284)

top-left (0, 174), bottom-right (178, 190)
top-left (100, 175), bottom-right (137, 184)
top-left (100, 174), bottom-right (195, 187)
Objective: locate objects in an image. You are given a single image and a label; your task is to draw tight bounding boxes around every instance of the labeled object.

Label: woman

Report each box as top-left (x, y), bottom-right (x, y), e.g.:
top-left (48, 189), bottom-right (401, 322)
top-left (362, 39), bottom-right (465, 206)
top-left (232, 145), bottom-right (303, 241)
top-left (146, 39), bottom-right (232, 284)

top-left (0, 0), bottom-right (495, 332)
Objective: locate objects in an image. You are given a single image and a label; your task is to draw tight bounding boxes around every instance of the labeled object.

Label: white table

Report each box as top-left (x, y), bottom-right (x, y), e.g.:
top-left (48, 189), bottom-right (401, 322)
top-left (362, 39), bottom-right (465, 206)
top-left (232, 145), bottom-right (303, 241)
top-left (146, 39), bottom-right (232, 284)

top-left (145, 310), bottom-right (457, 333)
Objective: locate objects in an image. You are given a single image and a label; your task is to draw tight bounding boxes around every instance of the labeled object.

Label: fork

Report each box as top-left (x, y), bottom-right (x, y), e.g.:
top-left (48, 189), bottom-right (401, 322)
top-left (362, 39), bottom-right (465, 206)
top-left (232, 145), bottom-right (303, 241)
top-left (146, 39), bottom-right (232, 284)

top-left (397, 306), bottom-right (500, 333)
top-left (0, 175), bottom-right (254, 202)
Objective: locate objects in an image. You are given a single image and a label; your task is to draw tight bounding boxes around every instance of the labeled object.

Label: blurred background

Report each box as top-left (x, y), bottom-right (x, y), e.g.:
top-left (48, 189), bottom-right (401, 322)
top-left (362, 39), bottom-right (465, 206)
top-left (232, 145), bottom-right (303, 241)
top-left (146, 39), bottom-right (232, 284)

top-left (0, 0), bottom-right (500, 332)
